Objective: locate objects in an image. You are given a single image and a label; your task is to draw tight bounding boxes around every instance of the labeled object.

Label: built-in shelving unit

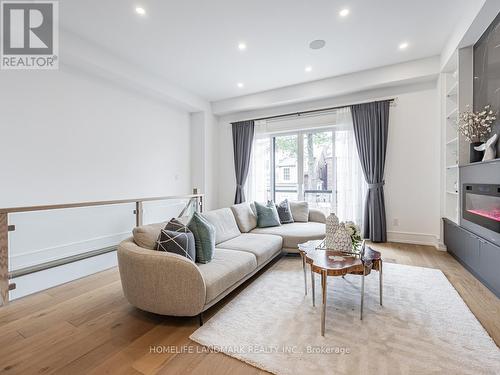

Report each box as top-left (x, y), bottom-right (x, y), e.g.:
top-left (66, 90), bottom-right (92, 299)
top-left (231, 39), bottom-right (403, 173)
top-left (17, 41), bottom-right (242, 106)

top-left (446, 137), bottom-right (458, 145)
top-left (446, 107), bottom-right (458, 120)
top-left (447, 82), bottom-right (458, 97)
top-left (440, 47), bottom-right (474, 226)
top-left (443, 61), bottom-right (459, 223)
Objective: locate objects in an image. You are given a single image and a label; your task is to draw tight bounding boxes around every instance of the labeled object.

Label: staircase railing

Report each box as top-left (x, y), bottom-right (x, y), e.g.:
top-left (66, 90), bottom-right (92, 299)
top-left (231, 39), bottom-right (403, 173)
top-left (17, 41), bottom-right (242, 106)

top-left (0, 191), bottom-right (203, 306)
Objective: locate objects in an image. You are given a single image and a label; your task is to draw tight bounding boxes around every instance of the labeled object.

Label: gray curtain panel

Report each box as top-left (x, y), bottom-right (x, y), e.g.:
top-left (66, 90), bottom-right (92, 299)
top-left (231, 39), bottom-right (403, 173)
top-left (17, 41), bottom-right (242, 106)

top-left (232, 120), bottom-right (255, 204)
top-left (351, 100), bottom-right (390, 242)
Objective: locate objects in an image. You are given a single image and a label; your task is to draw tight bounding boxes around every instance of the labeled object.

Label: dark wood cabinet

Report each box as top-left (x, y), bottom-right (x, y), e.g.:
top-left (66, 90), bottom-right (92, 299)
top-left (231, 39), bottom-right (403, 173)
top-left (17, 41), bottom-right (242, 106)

top-left (443, 220), bottom-right (460, 256)
top-left (461, 231), bottom-right (481, 273)
top-left (443, 218), bottom-right (500, 297)
top-left (479, 240), bottom-right (500, 295)
top-left (444, 220), bottom-right (479, 271)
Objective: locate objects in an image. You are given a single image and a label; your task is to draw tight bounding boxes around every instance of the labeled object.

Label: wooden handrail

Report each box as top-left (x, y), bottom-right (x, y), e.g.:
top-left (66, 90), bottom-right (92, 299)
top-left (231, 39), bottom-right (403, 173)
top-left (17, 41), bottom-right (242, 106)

top-left (0, 193), bottom-right (204, 214)
top-left (0, 192), bottom-right (204, 306)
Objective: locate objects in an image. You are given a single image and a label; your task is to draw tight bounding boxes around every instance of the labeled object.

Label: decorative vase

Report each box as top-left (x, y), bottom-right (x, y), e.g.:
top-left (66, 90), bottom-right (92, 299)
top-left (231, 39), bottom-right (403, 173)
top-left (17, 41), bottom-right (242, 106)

top-left (469, 142), bottom-right (484, 163)
top-left (325, 213), bottom-right (339, 249)
top-left (329, 223), bottom-right (352, 252)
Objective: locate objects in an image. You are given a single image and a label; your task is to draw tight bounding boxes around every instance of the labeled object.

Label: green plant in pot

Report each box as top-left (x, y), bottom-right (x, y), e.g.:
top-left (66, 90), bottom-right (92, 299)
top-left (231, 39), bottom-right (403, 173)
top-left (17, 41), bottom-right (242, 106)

top-left (458, 105), bottom-right (497, 163)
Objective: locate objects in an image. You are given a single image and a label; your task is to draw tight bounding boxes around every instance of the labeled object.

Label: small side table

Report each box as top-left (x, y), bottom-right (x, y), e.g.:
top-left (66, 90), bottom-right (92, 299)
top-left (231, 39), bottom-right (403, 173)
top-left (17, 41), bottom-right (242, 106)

top-left (298, 240), bottom-right (383, 336)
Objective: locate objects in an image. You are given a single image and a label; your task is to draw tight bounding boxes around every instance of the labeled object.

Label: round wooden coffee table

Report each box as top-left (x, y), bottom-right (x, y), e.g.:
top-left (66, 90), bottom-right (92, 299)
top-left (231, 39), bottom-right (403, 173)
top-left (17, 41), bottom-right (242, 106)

top-left (298, 240), bottom-right (383, 336)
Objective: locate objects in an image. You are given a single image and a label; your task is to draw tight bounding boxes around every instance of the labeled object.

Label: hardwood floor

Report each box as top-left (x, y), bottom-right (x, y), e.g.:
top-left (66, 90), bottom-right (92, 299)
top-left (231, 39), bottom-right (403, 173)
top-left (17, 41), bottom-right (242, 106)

top-left (0, 243), bottom-right (498, 375)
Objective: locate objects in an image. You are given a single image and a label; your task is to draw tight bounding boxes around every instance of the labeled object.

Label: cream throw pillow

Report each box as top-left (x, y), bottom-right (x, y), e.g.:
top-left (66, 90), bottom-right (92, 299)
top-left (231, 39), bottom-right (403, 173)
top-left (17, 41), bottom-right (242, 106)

top-left (230, 202), bottom-right (257, 233)
top-left (289, 201), bottom-right (309, 222)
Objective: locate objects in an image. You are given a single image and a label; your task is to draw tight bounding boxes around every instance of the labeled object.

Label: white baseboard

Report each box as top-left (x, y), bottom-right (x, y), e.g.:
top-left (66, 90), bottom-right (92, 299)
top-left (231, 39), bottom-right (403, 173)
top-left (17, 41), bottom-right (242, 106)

top-left (387, 231), bottom-right (445, 250)
top-left (435, 241), bottom-right (447, 251)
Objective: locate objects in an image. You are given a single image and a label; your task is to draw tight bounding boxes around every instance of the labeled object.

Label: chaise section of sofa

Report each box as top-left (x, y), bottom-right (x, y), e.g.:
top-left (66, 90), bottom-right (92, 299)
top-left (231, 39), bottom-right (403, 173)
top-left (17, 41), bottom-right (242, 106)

top-left (250, 221), bottom-right (325, 253)
top-left (117, 202), bottom-right (326, 317)
top-left (217, 233), bottom-right (282, 266)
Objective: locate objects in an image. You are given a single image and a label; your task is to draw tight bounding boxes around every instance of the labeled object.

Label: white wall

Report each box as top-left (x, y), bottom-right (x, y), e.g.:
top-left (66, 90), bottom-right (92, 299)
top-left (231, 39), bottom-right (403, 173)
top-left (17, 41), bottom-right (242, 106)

top-left (204, 113), bottom-right (219, 211)
top-left (216, 81), bottom-right (442, 247)
top-left (190, 111), bottom-right (218, 211)
top-left (0, 66), bottom-right (194, 299)
top-left (384, 85), bottom-right (441, 246)
top-left (0, 68), bottom-right (192, 207)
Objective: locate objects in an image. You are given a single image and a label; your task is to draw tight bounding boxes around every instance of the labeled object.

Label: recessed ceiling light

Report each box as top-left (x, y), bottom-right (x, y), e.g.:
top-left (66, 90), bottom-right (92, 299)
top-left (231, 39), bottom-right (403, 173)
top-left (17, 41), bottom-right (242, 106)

top-left (237, 82), bottom-right (244, 88)
top-left (305, 66), bottom-right (312, 73)
top-left (135, 7), bottom-right (146, 15)
top-left (399, 42), bottom-right (409, 50)
top-left (339, 8), bottom-right (350, 17)
top-left (238, 42), bottom-right (247, 51)
top-left (309, 40), bottom-right (326, 50)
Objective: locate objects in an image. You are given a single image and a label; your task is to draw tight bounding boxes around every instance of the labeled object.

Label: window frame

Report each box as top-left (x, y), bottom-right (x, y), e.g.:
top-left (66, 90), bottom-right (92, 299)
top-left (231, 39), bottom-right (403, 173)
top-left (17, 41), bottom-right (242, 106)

top-left (269, 127), bottom-right (337, 207)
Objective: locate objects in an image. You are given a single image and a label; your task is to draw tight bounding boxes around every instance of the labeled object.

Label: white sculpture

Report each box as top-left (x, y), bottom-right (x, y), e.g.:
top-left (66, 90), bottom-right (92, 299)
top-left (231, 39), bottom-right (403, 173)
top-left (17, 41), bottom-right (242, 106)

top-left (474, 133), bottom-right (498, 161)
top-left (325, 213), bottom-right (340, 249)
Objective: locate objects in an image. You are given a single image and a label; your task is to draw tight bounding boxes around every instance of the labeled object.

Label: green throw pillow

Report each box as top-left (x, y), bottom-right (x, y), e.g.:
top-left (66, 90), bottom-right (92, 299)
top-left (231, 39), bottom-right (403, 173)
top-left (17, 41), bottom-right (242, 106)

top-left (255, 201), bottom-right (281, 228)
top-left (188, 212), bottom-right (216, 264)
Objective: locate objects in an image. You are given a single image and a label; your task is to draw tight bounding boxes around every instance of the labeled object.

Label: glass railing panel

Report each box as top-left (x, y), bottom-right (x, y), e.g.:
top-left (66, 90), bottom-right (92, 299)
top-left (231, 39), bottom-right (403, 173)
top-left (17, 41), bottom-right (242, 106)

top-left (8, 203), bottom-right (135, 272)
top-left (142, 198), bottom-right (196, 225)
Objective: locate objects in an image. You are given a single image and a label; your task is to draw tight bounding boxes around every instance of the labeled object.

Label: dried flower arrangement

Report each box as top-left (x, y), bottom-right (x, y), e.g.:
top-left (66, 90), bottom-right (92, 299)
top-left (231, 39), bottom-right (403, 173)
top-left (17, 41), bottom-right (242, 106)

top-left (457, 105), bottom-right (497, 143)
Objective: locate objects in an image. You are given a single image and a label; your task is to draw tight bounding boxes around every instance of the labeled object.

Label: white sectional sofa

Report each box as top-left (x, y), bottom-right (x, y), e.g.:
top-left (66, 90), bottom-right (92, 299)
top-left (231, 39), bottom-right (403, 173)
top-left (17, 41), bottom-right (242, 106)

top-left (117, 202), bottom-right (326, 317)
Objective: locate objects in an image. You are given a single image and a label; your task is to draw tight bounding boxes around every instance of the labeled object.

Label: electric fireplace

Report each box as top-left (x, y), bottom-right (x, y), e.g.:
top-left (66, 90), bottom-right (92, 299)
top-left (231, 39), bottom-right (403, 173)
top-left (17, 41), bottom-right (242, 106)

top-left (463, 184), bottom-right (500, 234)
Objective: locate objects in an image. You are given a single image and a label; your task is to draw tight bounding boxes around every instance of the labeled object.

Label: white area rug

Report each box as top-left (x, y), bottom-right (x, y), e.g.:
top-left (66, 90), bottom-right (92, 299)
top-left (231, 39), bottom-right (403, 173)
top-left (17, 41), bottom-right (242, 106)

top-left (190, 258), bottom-right (500, 375)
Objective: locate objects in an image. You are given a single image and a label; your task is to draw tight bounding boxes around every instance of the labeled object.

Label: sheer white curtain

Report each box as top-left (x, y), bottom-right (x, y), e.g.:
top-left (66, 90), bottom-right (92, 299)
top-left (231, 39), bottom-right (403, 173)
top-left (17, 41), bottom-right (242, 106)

top-left (332, 108), bottom-right (367, 227)
top-left (247, 121), bottom-right (272, 203)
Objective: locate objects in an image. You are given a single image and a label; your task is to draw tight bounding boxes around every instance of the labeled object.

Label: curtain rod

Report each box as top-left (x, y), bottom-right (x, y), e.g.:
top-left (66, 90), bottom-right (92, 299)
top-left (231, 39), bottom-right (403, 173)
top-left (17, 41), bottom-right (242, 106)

top-left (237, 98), bottom-right (395, 123)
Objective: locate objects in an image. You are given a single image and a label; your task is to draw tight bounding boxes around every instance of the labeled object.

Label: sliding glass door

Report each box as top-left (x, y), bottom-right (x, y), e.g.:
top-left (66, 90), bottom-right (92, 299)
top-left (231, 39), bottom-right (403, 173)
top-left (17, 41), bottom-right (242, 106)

top-left (272, 129), bottom-right (336, 210)
top-left (274, 134), bottom-right (299, 202)
top-left (302, 130), bottom-right (334, 212)
top-left (248, 120), bottom-right (366, 225)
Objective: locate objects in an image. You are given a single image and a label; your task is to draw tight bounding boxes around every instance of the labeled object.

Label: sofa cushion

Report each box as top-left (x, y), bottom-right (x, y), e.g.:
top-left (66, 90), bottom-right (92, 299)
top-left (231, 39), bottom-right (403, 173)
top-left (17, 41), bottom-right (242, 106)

top-left (255, 201), bottom-right (281, 228)
top-left (188, 212), bottom-right (216, 264)
top-left (309, 208), bottom-right (327, 223)
top-left (289, 201), bottom-right (309, 222)
top-left (202, 208), bottom-right (241, 244)
top-left (251, 222), bottom-right (325, 250)
top-left (132, 222), bottom-right (165, 250)
top-left (198, 249), bottom-right (257, 303)
top-left (230, 202), bottom-right (257, 233)
top-left (276, 199), bottom-right (294, 224)
top-left (156, 229), bottom-right (196, 262)
top-left (217, 233), bottom-right (282, 266)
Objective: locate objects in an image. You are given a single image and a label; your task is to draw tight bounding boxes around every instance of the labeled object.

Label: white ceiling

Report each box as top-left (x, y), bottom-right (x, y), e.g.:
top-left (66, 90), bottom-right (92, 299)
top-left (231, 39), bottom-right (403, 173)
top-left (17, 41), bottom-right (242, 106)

top-left (61, 0), bottom-right (480, 101)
